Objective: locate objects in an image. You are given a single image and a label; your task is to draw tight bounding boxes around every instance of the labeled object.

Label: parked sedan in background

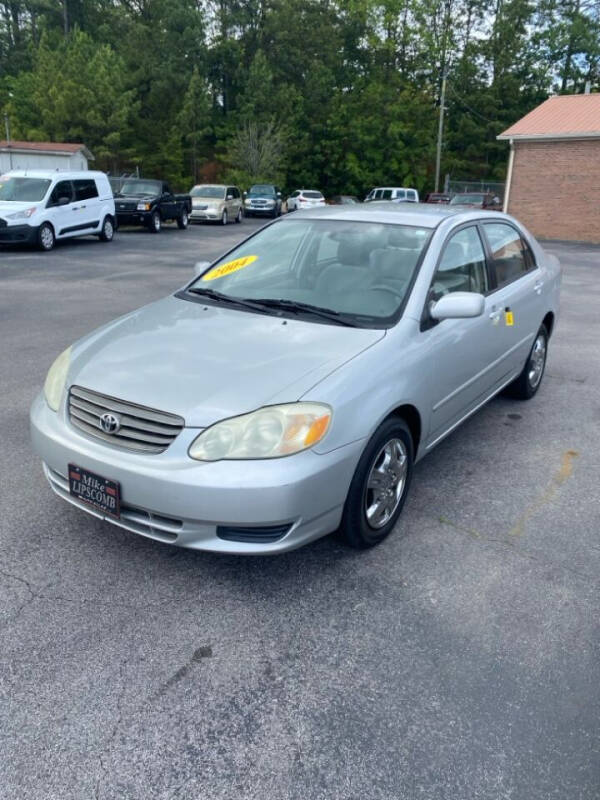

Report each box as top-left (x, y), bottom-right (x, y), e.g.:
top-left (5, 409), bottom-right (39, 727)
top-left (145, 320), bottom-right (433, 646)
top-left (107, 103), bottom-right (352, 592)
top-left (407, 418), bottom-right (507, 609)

top-left (450, 192), bottom-right (502, 210)
top-left (424, 192), bottom-right (451, 204)
top-left (328, 195), bottom-right (360, 205)
top-left (31, 203), bottom-right (560, 555)
top-left (189, 184), bottom-right (243, 225)
top-left (286, 190), bottom-right (326, 211)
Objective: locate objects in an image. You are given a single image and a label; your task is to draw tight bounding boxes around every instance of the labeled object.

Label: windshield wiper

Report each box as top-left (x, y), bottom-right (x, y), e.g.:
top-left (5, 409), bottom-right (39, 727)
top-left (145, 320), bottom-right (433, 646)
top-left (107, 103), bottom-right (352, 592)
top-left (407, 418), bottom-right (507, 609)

top-left (187, 287), bottom-right (268, 312)
top-left (249, 298), bottom-right (358, 327)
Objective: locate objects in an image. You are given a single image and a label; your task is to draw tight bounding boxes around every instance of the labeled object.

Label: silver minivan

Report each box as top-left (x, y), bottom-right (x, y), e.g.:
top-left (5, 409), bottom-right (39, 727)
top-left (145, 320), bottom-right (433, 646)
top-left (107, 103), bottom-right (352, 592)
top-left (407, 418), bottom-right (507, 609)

top-left (31, 204), bottom-right (560, 554)
top-left (189, 184), bottom-right (243, 225)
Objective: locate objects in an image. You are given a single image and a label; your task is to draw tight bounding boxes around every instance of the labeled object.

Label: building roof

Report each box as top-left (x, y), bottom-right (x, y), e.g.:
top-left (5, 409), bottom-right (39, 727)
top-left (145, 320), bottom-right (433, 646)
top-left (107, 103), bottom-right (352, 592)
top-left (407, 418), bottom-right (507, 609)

top-left (498, 94), bottom-right (600, 141)
top-left (0, 140), bottom-right (94, 159)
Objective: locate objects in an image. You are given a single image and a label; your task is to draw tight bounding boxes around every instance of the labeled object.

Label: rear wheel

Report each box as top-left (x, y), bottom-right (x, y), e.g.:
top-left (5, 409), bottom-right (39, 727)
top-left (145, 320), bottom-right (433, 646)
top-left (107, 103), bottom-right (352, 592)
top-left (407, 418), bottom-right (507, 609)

top-left (38, 222), bottom-right (55, 251)
top-left (149, 211), bottom-right (161, 233)
top-left (236, 208), bottom-right (243, 223)
top-left (338, 417), bottom-right (413, 549)
top-left (98, 216), bottom-right (114, 242)
top-left (177, 210), bottom-right (188, 229)
top-left (505, 324), bottom-right (548, 399)
top-left (221, 209), bottom-right (228, 226)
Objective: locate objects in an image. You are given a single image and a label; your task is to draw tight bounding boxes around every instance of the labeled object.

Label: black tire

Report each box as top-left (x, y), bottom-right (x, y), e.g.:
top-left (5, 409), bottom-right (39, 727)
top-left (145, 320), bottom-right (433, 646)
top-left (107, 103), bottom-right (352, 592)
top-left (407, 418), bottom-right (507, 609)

top-left (338, 417), bottom-right (413, 549)
top-left (38, 222), bottom-right (55, 251)
top-left (177, 210), bottom-right (189, 229)
top-left (222, 209), bottom-right (228, 226)
top-left (235, 208), bottom-right (243, 223)
top-left (98, 216), bottom-right (114, 242)
top-left (149, 211), bottom-right (161, 233)
top-left (505, 324), bottom-right (548, 400)
top-left (271, 207), bottom-right (278, 218)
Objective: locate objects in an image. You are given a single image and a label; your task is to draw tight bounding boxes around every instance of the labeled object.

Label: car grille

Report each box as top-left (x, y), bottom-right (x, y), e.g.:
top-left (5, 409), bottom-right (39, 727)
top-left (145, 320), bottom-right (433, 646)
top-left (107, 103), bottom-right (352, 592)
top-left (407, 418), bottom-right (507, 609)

top-left (116, 202), bottom-right (137, 211)
top-left (68, 386), bottom-right (184, 454)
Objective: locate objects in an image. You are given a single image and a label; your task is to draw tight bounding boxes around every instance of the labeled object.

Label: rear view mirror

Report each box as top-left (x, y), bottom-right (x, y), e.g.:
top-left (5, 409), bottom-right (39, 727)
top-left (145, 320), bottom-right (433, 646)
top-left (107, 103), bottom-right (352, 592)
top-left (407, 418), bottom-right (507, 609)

top-left (193, 260), bottom-right (210, 277)
top-left (430, 292), bottom-right (485, 321)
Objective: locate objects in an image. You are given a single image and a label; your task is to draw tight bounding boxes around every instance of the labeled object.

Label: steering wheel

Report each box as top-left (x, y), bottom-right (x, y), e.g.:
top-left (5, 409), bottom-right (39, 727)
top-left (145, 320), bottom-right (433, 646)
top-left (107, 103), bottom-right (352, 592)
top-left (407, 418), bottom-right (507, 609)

top-left (368, 284), bottom-right (406, 302)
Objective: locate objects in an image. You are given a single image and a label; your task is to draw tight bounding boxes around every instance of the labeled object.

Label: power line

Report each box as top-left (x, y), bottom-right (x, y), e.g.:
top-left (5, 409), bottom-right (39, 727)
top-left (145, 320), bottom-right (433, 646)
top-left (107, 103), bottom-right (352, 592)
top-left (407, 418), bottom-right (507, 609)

top-left (446, 81), bottom-right (496, 123)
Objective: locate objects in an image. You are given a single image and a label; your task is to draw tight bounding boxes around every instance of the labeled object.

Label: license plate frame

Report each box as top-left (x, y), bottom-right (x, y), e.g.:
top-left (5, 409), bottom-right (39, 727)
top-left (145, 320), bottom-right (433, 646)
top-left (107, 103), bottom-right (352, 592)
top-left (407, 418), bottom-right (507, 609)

top-left (68, 464), bottom-right (121, 519)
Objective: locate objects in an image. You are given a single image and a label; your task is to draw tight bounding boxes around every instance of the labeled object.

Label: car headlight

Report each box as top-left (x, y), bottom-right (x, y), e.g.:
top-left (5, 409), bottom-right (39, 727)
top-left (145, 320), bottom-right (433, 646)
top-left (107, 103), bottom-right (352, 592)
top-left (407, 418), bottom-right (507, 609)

top-left (189, 403), bottom-right (332, 461)
top-left (43, 346), bottom-right (71, 412)
top-left (137, 202), bottom-right (151, 211)
top-left (244, 199), bottom-right (251, 205)
top-left (7, 206), bottom-right (37, 220)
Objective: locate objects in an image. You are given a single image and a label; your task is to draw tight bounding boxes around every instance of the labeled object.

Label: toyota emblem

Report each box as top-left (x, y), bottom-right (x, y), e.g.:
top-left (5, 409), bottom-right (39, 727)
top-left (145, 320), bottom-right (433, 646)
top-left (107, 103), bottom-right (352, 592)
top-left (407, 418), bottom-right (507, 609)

top-left (100, 412), bottom-right (121, 434)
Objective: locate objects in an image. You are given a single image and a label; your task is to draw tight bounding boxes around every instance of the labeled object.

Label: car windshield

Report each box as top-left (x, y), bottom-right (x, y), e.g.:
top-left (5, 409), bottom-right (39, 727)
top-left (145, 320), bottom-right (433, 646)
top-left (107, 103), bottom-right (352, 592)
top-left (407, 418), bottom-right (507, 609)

top-left (187, 219), bottom-right (431, 326)
top-left (450, 194), bottom-right (484, 205)
top-left (191, 185), bottom-right (225, 199)
top-left (249, 185), bottom-right (275, 197)
top-left (120, 180), bottom-right (161, 196)
top-left (0, 176), bottom-right (51, 202)
top-left (303, 191), bottom-right (323, 199)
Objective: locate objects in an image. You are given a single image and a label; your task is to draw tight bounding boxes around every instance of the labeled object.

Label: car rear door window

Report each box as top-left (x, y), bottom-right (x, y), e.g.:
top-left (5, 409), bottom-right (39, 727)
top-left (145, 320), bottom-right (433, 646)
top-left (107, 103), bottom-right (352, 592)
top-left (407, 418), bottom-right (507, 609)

top-left (432, 226), bottom-right (488, 299)
top-left (73, 179), bottom-right (99, 202)
top-left (483, 223), bottom-right (534, 287)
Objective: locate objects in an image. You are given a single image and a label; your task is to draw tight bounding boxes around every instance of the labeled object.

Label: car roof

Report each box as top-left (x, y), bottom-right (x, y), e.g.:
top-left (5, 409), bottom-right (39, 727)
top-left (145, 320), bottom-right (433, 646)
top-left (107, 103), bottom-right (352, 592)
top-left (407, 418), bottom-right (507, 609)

top-left (192, 183), bottom-right (227, 188)
top-left (3, 169), bottom-right (108, 181)
top-left (290, 201), bottom-right (507, 228)
top-left (371, 186), bottom-right (417, 191)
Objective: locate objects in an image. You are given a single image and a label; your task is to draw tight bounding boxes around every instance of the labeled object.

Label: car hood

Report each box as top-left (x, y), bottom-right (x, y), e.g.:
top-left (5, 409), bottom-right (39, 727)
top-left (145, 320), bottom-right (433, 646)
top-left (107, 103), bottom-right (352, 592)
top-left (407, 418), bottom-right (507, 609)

top-left (69, 295), bottom-right (384, 427)
top-left (115, 193), bottom-right (158, 203)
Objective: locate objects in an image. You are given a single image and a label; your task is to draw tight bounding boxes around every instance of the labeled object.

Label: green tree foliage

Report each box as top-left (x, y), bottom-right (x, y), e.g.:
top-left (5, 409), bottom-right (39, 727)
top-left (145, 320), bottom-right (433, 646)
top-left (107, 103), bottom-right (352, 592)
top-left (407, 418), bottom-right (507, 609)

top-left (1, 0), bottom-right (599, 191)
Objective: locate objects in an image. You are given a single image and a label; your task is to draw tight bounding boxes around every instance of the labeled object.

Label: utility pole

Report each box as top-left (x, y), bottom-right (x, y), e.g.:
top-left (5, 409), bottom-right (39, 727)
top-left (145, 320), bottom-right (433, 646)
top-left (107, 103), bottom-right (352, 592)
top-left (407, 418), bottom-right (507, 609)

top-left (435, 71), bottom-right (447, 193)
top-left (4, 111), bottom-right (12, 169)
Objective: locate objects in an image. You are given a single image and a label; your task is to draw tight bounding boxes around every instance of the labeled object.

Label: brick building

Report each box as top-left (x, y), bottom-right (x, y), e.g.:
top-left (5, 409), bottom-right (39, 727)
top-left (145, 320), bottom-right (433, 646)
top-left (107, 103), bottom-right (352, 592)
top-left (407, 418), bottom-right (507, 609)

top-left (498, 94), bottom-right (600, 243)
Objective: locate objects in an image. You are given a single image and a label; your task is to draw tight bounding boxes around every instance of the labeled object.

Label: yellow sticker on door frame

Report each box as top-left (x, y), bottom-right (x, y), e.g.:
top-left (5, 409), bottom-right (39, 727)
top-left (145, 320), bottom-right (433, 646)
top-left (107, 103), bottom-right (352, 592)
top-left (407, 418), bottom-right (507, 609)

top-left (505, 309), bottom-right (514, 326)
top-left (201, 255), bottom-right (258, 281)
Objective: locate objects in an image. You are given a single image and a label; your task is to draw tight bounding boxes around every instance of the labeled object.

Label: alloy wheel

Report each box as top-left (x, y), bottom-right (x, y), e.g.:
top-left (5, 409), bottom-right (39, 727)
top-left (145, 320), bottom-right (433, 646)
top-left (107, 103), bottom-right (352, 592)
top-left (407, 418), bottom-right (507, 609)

top-left (528, 333), bottom-right (546, 389)
top-left (364, 438), bottom-right (408, 529)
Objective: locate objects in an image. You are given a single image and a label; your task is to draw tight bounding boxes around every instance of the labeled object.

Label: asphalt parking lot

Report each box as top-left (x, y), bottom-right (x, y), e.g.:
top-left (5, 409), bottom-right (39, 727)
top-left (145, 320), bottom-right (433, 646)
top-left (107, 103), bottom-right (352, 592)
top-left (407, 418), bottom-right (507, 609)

top-left (1, 224), bottom-right (598, 799)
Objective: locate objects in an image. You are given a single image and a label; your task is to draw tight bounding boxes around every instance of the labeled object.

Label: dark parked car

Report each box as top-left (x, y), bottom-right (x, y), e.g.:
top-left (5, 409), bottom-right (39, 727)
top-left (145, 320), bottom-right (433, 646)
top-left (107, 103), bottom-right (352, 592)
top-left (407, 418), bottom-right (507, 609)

top-left (449, 192), bottom-right (502, 210)
top-left (328, 195), bottom-right (360, 205)
top-left (243, 184), bottom-right (282, 218)
top-left (424, 192), bottom-right (451, 204)
top-left (114, 179), bottom-right (192, 233)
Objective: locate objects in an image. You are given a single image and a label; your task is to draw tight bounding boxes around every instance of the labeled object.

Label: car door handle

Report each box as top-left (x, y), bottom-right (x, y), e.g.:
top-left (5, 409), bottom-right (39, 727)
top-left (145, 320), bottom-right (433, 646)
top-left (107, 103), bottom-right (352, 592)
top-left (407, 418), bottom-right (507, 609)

top-left (489, 309), bottom-right (502, 321)
top-left (534, 280), bottom-right (544, 294)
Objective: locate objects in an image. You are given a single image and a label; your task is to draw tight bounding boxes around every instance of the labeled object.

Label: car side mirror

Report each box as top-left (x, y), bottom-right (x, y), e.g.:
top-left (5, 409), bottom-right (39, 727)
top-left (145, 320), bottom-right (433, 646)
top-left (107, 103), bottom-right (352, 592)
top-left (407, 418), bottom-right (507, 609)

top-left (58, 196), bottom-right (70, 206)
top-left (226, 194), bottom-right (233, 200)
top-left (242, 191), bottom-right (247, 197)
top-left (277, 192), bottom-right (282, 198)
top-left (193, 261), bottom-right (211, 277)
top-left (430, 292), bottom-right (485, 321)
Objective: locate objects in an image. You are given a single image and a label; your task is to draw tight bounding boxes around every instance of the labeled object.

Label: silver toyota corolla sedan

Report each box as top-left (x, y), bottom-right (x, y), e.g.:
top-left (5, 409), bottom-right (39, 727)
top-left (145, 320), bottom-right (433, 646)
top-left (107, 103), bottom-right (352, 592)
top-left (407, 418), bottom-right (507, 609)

top-left (30, 204), bottom-right (561, 554)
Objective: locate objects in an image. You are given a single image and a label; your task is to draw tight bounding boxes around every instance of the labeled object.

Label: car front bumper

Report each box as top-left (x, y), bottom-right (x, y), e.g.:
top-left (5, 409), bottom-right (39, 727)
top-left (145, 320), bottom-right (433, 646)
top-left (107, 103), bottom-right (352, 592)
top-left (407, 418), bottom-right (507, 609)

top-left (190, 208), bottom-right (221, 221)
top-left (0, 223), bottom-right (38, 245)
top-left (245, 206), bottom-right (276, 216)
top-left (30, 392), bottom-right (363, 554)
top-left (115, 211), bottom-right (153, 227)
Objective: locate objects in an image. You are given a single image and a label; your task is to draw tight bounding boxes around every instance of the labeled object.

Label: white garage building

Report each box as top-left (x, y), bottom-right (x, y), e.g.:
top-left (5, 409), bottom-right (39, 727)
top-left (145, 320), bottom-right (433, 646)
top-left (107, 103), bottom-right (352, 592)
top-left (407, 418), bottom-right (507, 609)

top-left (0, 140), bottom-right (94, 172)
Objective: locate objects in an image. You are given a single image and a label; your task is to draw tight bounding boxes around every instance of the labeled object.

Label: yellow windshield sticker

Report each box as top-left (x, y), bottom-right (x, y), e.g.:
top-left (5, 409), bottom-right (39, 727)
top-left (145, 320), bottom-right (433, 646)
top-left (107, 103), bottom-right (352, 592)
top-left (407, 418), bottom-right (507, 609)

top-left (505, 309), bottom-right (514, 326)
top-left (202, 255), bottom-right (258, 281)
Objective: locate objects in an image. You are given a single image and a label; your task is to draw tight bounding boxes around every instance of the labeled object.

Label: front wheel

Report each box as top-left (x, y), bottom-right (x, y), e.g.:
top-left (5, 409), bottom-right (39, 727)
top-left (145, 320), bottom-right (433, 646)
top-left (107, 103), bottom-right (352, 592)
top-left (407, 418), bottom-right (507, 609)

top-left (505, 324), bottom-right (548, 399)
top-left (177, 210), bottom-right (189, 229)
top-left (338, 417), bottom-right (413, 549)
top-left (98, 216), bottom-right (114, 242)
top-left (149, 211), bottom-right (161, 233)
top-left (38, 222), bottom-right (55, 251)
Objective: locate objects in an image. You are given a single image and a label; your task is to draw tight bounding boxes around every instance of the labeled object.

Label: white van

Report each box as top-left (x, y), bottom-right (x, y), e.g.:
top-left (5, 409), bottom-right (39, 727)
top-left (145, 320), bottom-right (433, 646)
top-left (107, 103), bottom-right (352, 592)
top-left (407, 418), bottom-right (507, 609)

top-left (0, 170), bottom-right (116, 251)
top-left (365, 186), bottom-right (419, 203)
